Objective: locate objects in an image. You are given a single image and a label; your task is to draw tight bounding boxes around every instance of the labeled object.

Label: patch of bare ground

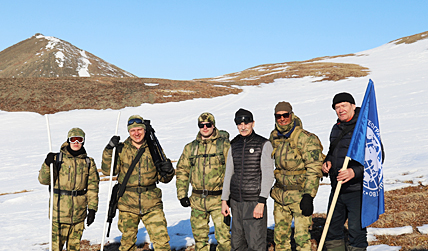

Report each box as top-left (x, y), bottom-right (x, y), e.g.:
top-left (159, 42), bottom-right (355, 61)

top-left (79, 185), bottom-right (428, 251)
top-left (0, 77), bottom-right (241, 115)
top-left (0, 189), bottom-right (32, 196)
top-left (369, 184), bottom-right (428, 250)
top-left (199, 59), bottom-right (369, 86)
top-left (392, 31), bottom-right (428, 45)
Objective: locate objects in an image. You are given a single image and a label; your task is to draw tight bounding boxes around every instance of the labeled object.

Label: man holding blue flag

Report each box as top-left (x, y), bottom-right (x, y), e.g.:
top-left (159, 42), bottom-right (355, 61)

top-left (321, 92), bottom-right (368, 251)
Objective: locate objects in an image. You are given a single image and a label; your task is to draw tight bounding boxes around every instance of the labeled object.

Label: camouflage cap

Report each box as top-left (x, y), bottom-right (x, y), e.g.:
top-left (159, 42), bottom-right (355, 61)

top-left (275, 101), bottom-right (293, 113)
top-left (127, 115), bottom-right (146, 131)
top-left (198, 112), bottom-right (215, 127)
top-left (67, 127), bottom-right (85, 139)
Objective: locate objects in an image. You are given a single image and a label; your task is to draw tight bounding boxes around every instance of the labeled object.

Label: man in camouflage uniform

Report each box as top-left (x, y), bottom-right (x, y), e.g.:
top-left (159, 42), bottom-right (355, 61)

top-left (269, 102), bottom-right (324, 251)
top-left (176, 112), bottom-right (231, 251)
top-left (102, 115), bottom-right (175, 251)
top-left (39, 128), bottom-right (99, 251)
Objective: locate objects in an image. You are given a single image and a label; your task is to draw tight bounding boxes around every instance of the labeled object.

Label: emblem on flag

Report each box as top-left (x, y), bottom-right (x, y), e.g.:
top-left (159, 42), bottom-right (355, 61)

top-left (346, 79), bottom-right (385, 228)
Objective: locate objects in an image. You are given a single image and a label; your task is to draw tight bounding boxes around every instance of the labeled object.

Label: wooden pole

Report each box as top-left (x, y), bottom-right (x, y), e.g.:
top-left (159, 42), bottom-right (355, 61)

top-left (317, 156), bottom-right (351, 251)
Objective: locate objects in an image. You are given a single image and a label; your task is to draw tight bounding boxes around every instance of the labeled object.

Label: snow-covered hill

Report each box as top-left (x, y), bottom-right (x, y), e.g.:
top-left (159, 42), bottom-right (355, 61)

top-left (1, 32), bottom-right (427, 250)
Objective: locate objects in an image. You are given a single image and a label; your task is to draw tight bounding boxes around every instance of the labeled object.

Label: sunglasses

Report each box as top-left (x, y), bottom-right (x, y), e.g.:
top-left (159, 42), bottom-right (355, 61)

top-left (128, 118), bottom-right (144, 126)
top-left (234, 116), bottom-right (253, 125)
top-left (69, 136), bottom-right (84, 144)
top-left (198, 122), bottom-right (213, 128)
top-left (274, 113), bottom-right (290, 119)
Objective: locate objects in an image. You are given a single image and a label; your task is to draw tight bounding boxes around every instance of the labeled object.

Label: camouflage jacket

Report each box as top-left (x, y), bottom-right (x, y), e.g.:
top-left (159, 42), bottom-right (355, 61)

top-left (269, 118), bottom-right (324, 205)
top-left (38, 142), bottom-right (99, 224)
top-left (176, 128), bottom-right (230, 211)
top-left (101, 137), bottom-right (174, 215)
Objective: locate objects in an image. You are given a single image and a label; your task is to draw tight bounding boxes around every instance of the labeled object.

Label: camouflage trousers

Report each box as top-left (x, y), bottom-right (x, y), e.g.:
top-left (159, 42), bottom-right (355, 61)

top-left (118, 209), bottom-right (170, 251)
top-left (51, 221), bottom-right (84, 251)
top-left (190, 208), bottom-right (231, 251)
top-left (274, 201), bottom-right (312, 251)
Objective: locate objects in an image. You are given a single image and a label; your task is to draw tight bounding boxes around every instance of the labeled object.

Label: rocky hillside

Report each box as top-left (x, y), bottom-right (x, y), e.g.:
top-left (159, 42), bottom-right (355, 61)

top-left (0, 77), bottom-right (240, 114)
top-left (0, 33), bottom-right (136, 78)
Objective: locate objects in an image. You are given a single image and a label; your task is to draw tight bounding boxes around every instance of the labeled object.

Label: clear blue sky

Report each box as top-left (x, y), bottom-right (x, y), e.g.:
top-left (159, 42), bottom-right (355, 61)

top-left (1, 1), bottom-right (427, 80)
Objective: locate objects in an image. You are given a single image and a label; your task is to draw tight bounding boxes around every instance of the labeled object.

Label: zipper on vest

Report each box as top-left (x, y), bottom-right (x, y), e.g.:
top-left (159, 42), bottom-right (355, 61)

top-left (240, 138), bottom-right (246, 202)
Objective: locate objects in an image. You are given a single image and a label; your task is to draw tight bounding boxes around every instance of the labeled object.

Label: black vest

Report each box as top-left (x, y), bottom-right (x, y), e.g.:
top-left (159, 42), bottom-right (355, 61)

top-left (230, 131), bottom-right (268, 201)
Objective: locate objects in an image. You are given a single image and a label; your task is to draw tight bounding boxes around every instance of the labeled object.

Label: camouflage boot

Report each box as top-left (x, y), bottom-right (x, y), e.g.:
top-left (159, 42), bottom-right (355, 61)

top-left (324, 239), bottom-right (346, 251)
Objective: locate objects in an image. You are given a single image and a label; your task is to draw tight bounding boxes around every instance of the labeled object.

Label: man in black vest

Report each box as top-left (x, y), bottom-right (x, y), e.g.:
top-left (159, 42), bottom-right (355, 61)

top-left (221, 108), bottom-right (275, 251)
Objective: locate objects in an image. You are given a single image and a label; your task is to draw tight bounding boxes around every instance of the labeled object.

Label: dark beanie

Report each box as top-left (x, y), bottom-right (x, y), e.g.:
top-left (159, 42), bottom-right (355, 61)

top-left (332, 92), bottom-right (355, 109)
top-left (235, 108), bottom-right (253, 121)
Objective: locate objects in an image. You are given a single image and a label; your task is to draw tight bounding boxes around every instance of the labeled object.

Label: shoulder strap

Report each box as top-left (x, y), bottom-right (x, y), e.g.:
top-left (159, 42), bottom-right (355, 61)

top-left (117, 147), bottom-right (145, 198)
top-left (85, 157), bottom-right (91, 169)
top-left (187, 131), bottom-right (229, 185)
top-left (56, 152), bottom-right (63, 170)
top-left (288, 127), bottom-right (302, 158)
top-left (188, 140), bottom-right (199, 167)
top-left (216, 130), bottom-right (229, 166)
top-left (215, 137), bottom-right (226, 165)
top-left (192, 131), bottom-right (229, 166)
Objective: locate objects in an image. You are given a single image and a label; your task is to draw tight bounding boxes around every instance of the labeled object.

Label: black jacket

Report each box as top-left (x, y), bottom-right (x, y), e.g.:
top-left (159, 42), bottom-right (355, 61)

top-left (325, 107), bottom-right (364, 193)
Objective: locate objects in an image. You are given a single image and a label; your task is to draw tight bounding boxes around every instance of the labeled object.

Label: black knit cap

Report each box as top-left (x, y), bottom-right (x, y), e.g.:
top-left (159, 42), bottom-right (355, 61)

top-left (234, 108), bottom-right (254, 124)
top-left (332, 92), bottom-right (355, 109)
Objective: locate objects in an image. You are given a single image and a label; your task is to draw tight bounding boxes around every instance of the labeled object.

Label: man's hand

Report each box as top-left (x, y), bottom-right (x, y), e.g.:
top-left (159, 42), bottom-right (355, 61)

top-left (45, 152), bottom-right (56, 166)
top-left (86, 209), bottom-right (96, 226)
top-left (337, 168), bottom-right (355, 184)
top-left (322, 161), bottom-right (332, 174)
top-left (221, 200), bottom-right (230, 217)
top-left (253, 203), bottom-right (265, 219)
top-left (159, 159), bottom-right (174, 175)
top-left (106, 136), bottom-right (120, 149)
top-left (299, 194), bottom-right (314, 217)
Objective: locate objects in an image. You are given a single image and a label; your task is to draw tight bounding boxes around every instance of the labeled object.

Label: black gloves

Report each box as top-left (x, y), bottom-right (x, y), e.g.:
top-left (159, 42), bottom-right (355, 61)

top-left (300, 194), bottom-right (314, 217)
top-left (44, 152), bottom-right (56, 166)
top-left (87, 209), bottom-right (96, 226)
top-left (158, 159), bottom-right (174, 175)
top-left (106, 136), bottom-right (120, 149)
top-left (180, 197), bottom-right (191, 207)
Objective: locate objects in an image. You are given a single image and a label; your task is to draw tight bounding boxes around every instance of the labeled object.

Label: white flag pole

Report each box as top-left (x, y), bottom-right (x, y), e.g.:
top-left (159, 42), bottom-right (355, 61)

top-left (100, 112), bottom-right (121, 251)
top-left (45, 114), bottom-right (54, 251)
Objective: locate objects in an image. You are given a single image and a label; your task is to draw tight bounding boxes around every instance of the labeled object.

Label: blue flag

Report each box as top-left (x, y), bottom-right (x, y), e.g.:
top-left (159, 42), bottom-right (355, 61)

top-left (346, 79), bottom-right (384, 228)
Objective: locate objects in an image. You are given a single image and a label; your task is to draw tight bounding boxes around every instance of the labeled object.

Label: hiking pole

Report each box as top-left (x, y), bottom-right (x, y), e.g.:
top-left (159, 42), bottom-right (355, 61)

top-left (100, 112), bottom-right (121, 251)
top-left (45, 114), bottom-right (54, 251)
top-left (317, 157), bottom-right (351, 251)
